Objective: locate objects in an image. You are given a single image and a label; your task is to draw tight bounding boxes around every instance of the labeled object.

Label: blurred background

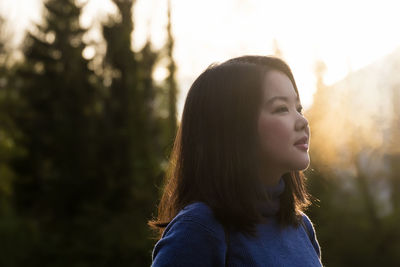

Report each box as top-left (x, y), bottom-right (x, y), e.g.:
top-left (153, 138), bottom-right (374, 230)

top-left (0, 0), bottom-right (399, 266)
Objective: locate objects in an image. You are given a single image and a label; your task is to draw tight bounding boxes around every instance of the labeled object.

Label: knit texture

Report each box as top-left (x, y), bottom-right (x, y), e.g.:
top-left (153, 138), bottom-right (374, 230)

top-left (258, 176), bottom-right (285, 217)
top-left (151, 177), bottom-right (322, 266)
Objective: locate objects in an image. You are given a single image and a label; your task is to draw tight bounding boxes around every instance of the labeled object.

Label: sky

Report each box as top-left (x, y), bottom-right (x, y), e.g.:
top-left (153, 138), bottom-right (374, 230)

top-left (2, 0), bottom-right (400, 119)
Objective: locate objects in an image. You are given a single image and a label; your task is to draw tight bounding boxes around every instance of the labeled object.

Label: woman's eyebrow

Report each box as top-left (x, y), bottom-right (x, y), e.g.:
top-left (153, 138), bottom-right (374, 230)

top-left (266, 95), bottom-right (300, 105)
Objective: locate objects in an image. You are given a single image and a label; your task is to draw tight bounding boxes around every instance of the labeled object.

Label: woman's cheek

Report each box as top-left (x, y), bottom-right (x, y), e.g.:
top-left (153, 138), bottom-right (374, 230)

top-left (258, 116), bottom-right (291, 150)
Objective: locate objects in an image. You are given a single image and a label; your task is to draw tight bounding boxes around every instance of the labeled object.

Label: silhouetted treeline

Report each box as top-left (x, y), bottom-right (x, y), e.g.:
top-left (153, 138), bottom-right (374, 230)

top-left (0, 0), bottom-right (177, 266)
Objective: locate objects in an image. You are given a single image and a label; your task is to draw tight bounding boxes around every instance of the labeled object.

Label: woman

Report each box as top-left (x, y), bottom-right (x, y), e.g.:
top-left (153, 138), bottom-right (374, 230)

top-left (148, 55), bottom-right (323, 266)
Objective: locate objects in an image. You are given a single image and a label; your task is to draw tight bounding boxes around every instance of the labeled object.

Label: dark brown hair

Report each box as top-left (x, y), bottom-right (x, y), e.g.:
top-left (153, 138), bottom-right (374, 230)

top-left (148, 55), bottom-right (311, 239)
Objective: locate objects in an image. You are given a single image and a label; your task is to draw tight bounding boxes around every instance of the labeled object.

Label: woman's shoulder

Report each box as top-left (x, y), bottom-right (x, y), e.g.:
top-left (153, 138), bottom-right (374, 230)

top-left (152, 201), bottom-right (227, 266)
top-left (300, 211), bottom-right (322, 260)
top-left (162, 201), bottom-right (225, 240)
top-left (301, 212), bottom-right (315, 238)
top-left (177, 201), bottom-right (217, 221)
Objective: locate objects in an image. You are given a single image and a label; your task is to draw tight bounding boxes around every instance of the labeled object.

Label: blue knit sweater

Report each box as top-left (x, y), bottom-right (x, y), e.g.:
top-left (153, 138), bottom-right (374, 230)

top-left (151, 177), bottom-right (322, 266)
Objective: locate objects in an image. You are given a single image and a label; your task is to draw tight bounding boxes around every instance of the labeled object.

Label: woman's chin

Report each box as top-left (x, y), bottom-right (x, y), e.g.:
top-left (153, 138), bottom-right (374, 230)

top-left (290, 156), bottom-right (310, 171)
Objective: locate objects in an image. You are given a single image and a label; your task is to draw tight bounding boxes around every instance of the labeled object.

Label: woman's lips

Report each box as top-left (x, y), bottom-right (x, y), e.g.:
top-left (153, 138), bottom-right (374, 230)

top-left (294, 143), bottom-right (308, 151)
top-left (293, 136), bottom-right (308, 145)
top-left (293, 135), bottom-right (309, 151)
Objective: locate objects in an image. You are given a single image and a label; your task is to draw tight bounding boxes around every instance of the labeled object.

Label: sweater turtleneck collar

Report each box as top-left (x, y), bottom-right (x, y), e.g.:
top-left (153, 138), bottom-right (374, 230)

top-left (258, 176), bottom-right (285, 217)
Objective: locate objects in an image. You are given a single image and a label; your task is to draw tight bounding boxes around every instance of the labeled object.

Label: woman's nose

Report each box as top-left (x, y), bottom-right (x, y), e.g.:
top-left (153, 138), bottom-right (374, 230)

top-left (296, 114), bottom-right (309, 131)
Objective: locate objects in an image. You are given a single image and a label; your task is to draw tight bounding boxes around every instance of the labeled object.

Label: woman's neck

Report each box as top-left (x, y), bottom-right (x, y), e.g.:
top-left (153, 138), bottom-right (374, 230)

top-left (258, 165), bottom-right (285, 187)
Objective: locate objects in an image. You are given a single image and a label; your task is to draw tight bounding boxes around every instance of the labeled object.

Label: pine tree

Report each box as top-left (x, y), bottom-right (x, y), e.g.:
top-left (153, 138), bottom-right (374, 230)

top-left (10, 0), bottom-right (102, 265)
top-left (165, 0), bottom-right (179, 141)
top-left (2, 0), bottom-right (178, 264)
top-left (0, 16), bottom-right (16, 212)
top-left (100, 0), bottom-right (162, 265)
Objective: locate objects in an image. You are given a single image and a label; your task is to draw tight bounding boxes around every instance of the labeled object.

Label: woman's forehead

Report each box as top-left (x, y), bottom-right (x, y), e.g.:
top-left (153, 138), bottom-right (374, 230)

top-left (262, 70), bottom-right (298, 101)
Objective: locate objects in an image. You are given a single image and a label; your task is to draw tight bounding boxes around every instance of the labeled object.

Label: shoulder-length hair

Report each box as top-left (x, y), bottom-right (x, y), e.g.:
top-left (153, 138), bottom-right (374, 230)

top-left (148, 55), bottom-right (311, 238)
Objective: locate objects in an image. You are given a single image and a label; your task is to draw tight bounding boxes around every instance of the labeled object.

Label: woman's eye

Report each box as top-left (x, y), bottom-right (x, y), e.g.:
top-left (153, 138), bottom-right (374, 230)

top-left (273, 105), bottom-right (303, 114)
top-left (297, 106), bottom-right (303, 114)
top-left (274, 106), bottom-right (288, 113)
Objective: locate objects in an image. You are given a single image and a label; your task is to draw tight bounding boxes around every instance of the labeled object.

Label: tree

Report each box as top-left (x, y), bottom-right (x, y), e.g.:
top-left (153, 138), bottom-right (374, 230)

top-left (165, 0), bottom-right (179, 141)
top-left (2, 0), bottom-right (178, 265)
top-left (100, 0), bottom-right (163, 265)
top-left (9, 0), bottom-right (103, 265)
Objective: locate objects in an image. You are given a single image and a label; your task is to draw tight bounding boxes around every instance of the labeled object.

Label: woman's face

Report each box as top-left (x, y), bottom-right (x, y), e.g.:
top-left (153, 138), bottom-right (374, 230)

top-left (257, 70), bottom-right (310, 175)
